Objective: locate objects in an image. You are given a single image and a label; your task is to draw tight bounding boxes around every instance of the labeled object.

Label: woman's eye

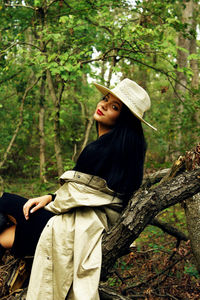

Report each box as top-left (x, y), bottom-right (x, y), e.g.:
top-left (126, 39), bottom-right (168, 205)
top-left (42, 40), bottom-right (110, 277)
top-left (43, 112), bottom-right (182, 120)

top-left (101, 94), bottom-right (109, 102)
top-left (112, 105), bottom-right (119, 111)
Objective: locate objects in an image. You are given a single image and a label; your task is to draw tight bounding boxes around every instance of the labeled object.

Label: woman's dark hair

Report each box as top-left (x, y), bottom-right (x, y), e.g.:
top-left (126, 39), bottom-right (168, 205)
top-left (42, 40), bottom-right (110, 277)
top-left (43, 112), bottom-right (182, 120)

top-left (74, 104), bottom-right (147, 204)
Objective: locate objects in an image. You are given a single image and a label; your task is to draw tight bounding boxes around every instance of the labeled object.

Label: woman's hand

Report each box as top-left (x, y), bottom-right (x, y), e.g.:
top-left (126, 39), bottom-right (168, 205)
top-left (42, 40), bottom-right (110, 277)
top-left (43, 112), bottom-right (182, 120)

top-left (23, 195), bottom-right (52, 220)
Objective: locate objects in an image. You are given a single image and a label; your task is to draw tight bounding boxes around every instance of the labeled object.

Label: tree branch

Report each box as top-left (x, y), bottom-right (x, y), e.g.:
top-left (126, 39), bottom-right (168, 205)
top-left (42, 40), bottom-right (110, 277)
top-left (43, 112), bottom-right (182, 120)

top-left (150, 217), bottom-right (188, 242)
top-left (80, 53), bottom-right (194, 100)
top-left (99, 285), bottom-right (132, 300)
top-left (4, 3), bottom-right (35, 10)
top-left (0, 70), bottom-right (22, 85)
top-left (142, 168), bottom-right (170, 188)
top-left (0, 42), bottom-right (42, 58)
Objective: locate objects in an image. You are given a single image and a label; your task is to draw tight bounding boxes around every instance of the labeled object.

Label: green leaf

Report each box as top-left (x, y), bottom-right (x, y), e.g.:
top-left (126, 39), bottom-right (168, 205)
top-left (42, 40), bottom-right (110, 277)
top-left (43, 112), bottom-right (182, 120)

top-left (59, 16), bottom-right (69, 24)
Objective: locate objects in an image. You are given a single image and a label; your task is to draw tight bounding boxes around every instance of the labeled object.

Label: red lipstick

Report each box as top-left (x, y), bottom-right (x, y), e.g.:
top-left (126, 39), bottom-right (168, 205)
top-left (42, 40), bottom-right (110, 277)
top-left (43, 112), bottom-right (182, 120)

top-left (97, 109), bottom-right (104, 116)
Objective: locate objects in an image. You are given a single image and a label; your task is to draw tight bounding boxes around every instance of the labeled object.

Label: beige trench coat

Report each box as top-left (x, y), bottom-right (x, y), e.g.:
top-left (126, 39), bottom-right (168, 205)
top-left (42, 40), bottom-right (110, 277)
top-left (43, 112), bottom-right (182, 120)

top-left (26, 171), bottom-right (123, 300)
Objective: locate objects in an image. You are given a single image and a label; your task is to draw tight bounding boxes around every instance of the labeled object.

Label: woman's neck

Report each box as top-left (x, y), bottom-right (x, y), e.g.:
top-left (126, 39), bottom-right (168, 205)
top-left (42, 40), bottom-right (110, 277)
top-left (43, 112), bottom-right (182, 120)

top-left (98, 123), bottom-right (111, 137)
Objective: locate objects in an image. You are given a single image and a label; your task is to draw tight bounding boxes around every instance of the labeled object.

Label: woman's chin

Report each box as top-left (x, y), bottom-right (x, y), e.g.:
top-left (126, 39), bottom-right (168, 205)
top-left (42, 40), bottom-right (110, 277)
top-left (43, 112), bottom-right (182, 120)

top-left (93, 113), bottom-right (101, 122)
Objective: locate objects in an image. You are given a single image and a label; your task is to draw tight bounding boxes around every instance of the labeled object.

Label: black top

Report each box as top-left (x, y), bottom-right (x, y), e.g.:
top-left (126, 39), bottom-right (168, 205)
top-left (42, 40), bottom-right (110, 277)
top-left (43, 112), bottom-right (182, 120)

top-left (73, 133), bottom-right (134, 202)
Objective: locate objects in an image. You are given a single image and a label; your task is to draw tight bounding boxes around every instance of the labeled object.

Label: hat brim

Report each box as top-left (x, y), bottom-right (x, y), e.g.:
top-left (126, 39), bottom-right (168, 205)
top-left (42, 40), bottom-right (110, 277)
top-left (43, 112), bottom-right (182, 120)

top-left (94, 82), bottom-right (157, 131)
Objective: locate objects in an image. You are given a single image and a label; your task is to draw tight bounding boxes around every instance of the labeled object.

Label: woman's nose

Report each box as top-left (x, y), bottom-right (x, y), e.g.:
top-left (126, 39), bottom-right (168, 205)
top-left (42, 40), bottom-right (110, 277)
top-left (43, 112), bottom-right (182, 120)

top-left (101, 102), bottom-right (108, 110)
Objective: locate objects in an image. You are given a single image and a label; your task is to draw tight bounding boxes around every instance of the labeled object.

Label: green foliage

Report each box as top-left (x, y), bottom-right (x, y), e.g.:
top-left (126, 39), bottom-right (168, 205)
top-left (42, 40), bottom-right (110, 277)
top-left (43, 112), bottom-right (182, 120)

top-left (4, 177), bottom-right (59, 198)
top-left (184, 262), bottom-right (199, 278)
top-left (0, 0), bottom-right (199, 176)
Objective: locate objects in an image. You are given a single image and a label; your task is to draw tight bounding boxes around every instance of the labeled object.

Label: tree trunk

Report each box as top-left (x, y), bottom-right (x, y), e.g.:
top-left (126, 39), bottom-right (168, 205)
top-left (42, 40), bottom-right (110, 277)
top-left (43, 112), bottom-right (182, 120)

top-left (185, 143), bottom-right (200, 272)
top-left (185, 194), bottom-right (200, 272)
top-left (72, 78), bottom-right (94, 160)
top-left (78, 115), bottom-right (94, 155)
top-left (169, 0), bottom-right (192, 160)
top-left (100, 60), bottom-right (106, 85)
top-left (46, 69), bottom-right (64, 177)
top-left (36, 4), bottom-right (64, 177)
top-left (188, 1), bottom-right (200, 135)
top-left (39, 74), bottom-right (47, 183)
top-left (36, 7), bottom-right (48, 183)
top-left (106, 48), bottom-right (117, 88)
top-left (182, 0), bottom-right (200, 273)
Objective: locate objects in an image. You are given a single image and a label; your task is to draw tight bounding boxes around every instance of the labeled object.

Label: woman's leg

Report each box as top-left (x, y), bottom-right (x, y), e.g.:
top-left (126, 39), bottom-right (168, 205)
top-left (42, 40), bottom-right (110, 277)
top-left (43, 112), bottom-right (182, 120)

top-left (0, 192), bottom-right (54, 257)
top-left (0, 193), bottom-right (29, 257)
top-left (0, 193), bottom-right (21, 252)
top-left (0, 225), bottom-right (16, 249)
top-left (0, 211), bottom-right (16, 260)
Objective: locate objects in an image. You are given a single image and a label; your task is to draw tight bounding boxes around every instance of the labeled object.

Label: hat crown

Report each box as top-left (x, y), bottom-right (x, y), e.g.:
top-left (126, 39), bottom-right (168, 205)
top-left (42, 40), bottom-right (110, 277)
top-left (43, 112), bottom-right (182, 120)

top-left (111, 78), bottom-right (151, 118)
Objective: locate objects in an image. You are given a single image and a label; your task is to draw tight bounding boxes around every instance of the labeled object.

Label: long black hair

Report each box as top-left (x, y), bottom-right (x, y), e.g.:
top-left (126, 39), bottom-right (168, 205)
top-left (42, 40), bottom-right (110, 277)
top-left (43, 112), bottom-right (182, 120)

top-left (74, 104), bottom-right (147, 204)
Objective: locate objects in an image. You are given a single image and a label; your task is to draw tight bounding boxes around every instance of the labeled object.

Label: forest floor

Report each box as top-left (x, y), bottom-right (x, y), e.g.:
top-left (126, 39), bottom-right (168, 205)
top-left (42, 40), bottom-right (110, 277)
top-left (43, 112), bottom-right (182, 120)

top-left (107, 208), bottom-right (200, 300)
top-left (0, 178), bottom-right (199, 300)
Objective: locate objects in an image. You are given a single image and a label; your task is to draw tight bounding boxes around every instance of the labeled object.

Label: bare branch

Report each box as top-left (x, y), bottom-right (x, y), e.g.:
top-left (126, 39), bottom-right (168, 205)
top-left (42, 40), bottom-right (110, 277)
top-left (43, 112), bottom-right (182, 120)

top-left (0, 42), bottom-right (18, 58)
top-left (142, 168), bottom-right (170, 188)
top-left (0, 70), bottom-right (22, 85)
top-left (99, 285), bottom-right (132, 300)
top-left (4, 3), bottom-right (35, 10)
top-left (19, 42), bottom-right (42, 52)
top-left (0, 42), bottom-right (42, 59)
top-left (150, 217), bottom-right (188, 241)
top-left (47, 0), bottom-right (60, 8)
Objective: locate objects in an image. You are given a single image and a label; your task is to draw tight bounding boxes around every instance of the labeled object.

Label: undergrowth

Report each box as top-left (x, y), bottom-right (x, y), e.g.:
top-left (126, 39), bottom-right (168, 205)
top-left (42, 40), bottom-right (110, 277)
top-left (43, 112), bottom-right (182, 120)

top-left (105, 205), bottom-right (200, 299)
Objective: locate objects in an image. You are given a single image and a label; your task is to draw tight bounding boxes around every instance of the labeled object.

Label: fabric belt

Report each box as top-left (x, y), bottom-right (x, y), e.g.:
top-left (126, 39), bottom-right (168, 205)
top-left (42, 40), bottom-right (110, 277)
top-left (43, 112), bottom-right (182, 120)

top-left (59, 170), bottom-right (123, 198)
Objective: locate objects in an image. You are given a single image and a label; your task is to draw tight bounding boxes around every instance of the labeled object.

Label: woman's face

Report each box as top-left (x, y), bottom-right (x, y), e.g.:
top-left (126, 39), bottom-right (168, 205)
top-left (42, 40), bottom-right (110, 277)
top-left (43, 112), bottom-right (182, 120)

top-left (93, 93), bottom-right (123, 135)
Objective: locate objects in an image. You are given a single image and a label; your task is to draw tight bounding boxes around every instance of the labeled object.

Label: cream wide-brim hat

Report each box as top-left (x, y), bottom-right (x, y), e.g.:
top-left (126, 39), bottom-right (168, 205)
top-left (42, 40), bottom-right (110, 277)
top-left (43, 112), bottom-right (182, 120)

top-left (94, 78), bottom-right (157, 131)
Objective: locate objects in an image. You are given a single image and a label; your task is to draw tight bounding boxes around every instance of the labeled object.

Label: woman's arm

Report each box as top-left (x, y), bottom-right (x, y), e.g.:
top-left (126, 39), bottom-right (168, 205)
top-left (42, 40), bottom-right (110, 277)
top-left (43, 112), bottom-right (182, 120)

top-left (23, 194), bottom-right (53, 220)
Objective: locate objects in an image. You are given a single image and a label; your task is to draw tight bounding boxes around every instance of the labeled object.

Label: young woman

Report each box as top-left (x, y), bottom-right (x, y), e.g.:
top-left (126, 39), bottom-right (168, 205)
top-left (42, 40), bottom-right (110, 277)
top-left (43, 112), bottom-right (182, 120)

top-left (0, 78), bottom-right (156, 299)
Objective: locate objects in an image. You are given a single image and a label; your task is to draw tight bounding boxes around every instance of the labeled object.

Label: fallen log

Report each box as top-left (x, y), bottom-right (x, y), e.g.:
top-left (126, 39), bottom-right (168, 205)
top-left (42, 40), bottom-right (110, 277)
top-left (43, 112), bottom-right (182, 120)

top-left (101, 167), bottom-right (200, 279)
